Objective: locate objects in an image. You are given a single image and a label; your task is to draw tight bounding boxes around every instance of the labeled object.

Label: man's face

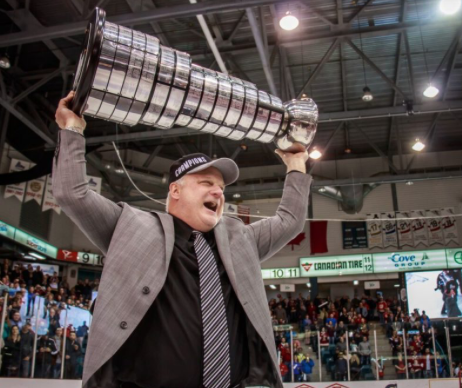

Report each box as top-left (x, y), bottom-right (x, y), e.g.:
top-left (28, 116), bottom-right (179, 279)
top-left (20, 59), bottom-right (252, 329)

top-left (13, 312), bottom-right (20, 321)
top-left (70, 333), bottom-right (76, 340)
top-left (56, 328), bottom-right (63, 337)
top-left (169, 167), bottom-right (225, 232)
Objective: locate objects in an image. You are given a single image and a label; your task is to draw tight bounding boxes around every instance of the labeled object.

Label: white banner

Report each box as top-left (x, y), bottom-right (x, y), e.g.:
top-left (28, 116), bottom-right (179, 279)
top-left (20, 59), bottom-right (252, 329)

top-left (396, 211), bottom-right (414, 248)
top-left (87, 175), bottom-right (102, 194)
top-left (366, 213), bottom-right (382, 249)
top-left (224, 203), bottom-right (237, 215)
top-left (426, 209), bottom-right (444, 246)
top-left (4, 159), bottom-right (30, 202)
top-left (24, 175), bottom-right (46, 204)
top-left (410, 210), bottom-right (428, 247)
top-left (441, 207), bottom-right (459, 244)
top-left (381, 212), bottom-right (398, 248)
top-left (42, 174), bottom-right (61, 214)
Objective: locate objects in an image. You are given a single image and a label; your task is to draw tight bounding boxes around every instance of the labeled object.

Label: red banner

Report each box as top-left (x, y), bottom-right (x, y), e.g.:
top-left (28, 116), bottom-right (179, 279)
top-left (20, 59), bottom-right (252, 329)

top-left (57, 249), bottom-right (78, 262)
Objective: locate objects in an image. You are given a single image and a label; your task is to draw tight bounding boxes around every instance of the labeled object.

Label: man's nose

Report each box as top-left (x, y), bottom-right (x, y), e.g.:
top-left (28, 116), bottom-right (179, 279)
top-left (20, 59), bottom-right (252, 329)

top-left (210, 186), bottom-right (223, 196)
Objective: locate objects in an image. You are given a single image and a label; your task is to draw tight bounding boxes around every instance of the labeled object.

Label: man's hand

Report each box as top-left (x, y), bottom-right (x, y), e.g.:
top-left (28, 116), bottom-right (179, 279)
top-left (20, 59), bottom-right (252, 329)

top-left (275, 149), bottom-right (309, 174)
top-left (55, 91), bottom-right (86, 131)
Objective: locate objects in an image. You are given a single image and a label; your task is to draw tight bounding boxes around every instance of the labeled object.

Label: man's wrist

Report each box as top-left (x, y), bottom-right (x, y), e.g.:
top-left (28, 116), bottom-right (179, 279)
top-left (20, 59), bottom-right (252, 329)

top-left (286, 162), bottom-right (306, 174)
top-left (63, 126), bottom-right (85, 137)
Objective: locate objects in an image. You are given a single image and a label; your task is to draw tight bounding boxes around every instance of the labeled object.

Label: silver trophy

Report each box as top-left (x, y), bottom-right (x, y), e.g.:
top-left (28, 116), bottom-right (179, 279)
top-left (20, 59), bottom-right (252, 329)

top-left (72, 9), bottom-right (318, 152)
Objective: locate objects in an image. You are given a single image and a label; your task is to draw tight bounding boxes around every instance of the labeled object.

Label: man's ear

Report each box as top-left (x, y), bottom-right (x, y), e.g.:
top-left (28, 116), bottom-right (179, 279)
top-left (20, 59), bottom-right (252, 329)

top-left (169, 182), bottom-right (181, 200)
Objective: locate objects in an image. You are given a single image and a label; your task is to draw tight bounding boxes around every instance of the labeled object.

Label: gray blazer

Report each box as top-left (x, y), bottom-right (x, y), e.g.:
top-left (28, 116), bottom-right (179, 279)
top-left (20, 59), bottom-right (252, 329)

top-left (52, 130), bottom-right (312, 388)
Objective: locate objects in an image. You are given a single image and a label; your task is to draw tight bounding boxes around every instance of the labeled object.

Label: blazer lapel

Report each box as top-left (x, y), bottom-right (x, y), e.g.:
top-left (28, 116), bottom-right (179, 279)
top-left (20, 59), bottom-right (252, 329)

top-left (214, 221), bottom-right (238, 295)
top-left (156, 212), bottom-right (175, 265)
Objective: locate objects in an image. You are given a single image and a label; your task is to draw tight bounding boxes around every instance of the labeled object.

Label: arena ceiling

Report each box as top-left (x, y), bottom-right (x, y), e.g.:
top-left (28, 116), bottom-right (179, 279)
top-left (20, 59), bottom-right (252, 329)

top-left (0, 0), bottom-right (461, 204)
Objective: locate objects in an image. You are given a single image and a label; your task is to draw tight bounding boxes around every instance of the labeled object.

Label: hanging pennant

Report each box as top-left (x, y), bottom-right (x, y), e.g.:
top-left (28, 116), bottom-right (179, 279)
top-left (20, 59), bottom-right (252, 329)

top-left (24, 173), bottom-right (46, 204)
top-left (4, 159), bottom-right (31, 202)
top-left (86, 175), bottom-right (102, 194)
top-left (441, 207), bottom-right (459, 245)
top-left (410, 210), bottom-right (428, 247)
top-left (367, 213), bottom-right (383, 249)
top-left (381, 212), bottom-right (398, 248)
top-left (396, 211), bottom-right (414, 248)
top-left (426, 209), bottom-right (444, 246)
top-left (224, 203), bottom-right (237, 215)
top-left (42, 174), bottom-right (61, 214)
top-left (237, 204), bottom-right (250, 225)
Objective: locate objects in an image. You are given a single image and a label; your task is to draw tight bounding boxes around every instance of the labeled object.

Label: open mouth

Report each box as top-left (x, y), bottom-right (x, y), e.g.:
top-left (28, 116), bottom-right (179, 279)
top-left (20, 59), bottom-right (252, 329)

top-left (204, 202), bottom-right (218, 213)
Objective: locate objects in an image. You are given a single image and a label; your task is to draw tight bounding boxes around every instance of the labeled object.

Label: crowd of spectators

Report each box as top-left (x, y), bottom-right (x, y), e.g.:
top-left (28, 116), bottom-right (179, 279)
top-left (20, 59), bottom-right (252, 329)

top-left (0, 261), bottom-right (97, 378)
top-left (269, 293), bottom-right (457, 382)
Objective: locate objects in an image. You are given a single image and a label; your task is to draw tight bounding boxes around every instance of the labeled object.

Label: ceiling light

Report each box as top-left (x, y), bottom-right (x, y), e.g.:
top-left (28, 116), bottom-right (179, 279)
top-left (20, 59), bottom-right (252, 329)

top-left (233, 193), bottom-right (241, 199)
top-left (318, 187), bottom-right (326, 193)
top-left (269, 285), bottom-right (277, 290)
top-left (279, 11), bottom-right (299, 31)
top-left (344, 147), bottom-right (351, 154)
top-left (307, 282), bottom-right (311, 288)
top-left (394, 284), bottom-right (400, 288)
top-left (423, 84), bottom-right (439, 98)
top-left (105, 164), bottom-right (111, 169)
top-left (28, 252), bottom-right (46, 260)
top-left (412, 138), bottom-right (425, 152)
top-left (115, 168), bottom-right (124, 174)
top-left (353, 280), bottom-right (359, 285)
top-left (362, 86), bottom-right (374, 102)
top-left (0, 54), bottom-right (11, 69)
top-left (309, 147), bottom-right (322, 160)
top-left (406, 181), bottom-right (414, 186)
top-left (161, 173), bottom-right (168, 184)
top-left (440, 0), bottom-right (461, 14)
top-left (240, 143), bottom-right (248, 151)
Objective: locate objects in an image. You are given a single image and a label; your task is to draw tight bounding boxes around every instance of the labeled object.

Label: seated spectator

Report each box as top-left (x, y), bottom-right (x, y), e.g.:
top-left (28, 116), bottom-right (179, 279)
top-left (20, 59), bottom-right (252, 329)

top-left (358, 336), bottom-right (371, 365)
top-left (301, 355), bottom-right (315, 382)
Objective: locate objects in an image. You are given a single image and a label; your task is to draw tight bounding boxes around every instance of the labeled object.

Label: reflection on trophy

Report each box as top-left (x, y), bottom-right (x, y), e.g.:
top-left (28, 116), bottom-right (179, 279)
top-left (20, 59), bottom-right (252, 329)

top-left (72, 8), bottom-right (318, 152)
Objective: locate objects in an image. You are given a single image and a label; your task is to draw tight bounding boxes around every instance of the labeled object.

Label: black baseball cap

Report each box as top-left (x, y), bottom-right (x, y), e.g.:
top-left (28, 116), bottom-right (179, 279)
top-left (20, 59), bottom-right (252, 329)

top-left (168, 153), bottom-right (239, 186)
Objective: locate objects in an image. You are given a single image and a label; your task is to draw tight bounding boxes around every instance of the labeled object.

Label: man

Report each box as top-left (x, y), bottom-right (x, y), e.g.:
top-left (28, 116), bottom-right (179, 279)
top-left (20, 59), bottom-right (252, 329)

top-left (422, 348), bottom-right (434, 378)
top-left (436, 270), bottom-right (458, 315)
top-left (32, 266), bottom-right (44, 287)
top-left (54, 91), bottom-right (311, 388)
top-left (35, 331), bottom-right (58, 378)
top-left (52, 327), bottom-right (64, 379)
top-left (65, 331), bottom-right (82, 379)
top-left (19, 322), bottom-right (34, 377)
top-left (76, 321), bottom-right (89, 347)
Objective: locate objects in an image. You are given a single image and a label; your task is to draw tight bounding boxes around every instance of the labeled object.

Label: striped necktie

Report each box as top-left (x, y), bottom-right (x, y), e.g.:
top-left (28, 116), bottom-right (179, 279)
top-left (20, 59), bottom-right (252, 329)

top-left (193, 231), bottom-right (231, 388)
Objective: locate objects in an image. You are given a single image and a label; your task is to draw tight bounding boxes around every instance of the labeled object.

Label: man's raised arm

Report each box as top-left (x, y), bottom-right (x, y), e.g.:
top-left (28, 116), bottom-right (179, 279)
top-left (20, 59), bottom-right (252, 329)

top-left (247, 149), bottom-right (312, 262)
top-left (52, 91), bottom-right (123, 255)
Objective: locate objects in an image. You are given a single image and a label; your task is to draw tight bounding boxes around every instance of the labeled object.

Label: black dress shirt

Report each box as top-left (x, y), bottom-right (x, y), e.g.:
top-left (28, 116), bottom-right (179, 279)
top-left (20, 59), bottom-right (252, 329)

top-left (113, 216), bottom-right (249, 388)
